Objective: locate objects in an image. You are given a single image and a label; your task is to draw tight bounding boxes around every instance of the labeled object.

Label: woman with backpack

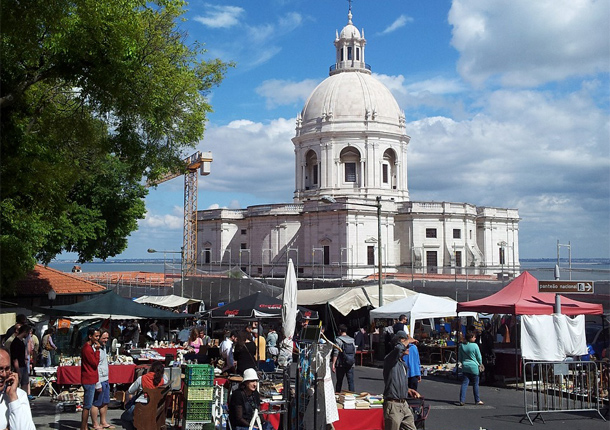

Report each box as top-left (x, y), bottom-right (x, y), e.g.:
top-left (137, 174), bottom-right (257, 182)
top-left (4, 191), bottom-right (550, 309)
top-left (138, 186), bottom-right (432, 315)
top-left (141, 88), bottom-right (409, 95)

top-left (331, 324), bottom-right (356, 393)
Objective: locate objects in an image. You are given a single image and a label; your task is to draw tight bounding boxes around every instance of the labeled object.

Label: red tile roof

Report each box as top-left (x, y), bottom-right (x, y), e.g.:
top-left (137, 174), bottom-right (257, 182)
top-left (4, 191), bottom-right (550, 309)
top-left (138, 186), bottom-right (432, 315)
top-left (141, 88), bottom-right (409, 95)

top-left (17, 264), bottom-right (105, 296)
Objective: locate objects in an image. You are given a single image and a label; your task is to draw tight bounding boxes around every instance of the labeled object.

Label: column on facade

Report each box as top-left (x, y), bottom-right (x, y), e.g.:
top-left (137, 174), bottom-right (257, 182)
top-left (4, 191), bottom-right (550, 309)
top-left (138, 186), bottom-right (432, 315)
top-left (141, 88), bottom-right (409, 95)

top-left (323, 141), bottom-right (331, 190)
top-left (401, 144), bottom-right (408, 194)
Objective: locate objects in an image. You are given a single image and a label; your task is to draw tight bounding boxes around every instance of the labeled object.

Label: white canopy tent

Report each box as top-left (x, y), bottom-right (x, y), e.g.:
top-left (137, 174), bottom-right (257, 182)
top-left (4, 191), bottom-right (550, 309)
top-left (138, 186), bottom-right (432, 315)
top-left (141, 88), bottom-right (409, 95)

top-left (134, 294), bottom-right (201, 308)
top-left (297, 284), bottom-right (417, 316)
top-left (370, 292), bottom-right (478, 337)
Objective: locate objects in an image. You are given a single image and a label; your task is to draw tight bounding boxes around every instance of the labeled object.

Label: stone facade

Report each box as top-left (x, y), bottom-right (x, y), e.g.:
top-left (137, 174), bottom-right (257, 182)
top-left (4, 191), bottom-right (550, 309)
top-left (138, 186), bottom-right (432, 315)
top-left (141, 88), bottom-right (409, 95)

top-left (196, 10), bottom-right (520, 279)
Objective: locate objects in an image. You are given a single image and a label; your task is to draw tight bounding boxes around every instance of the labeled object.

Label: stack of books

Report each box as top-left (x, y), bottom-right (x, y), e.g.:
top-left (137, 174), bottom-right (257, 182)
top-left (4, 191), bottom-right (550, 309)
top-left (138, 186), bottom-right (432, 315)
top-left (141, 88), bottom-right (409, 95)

top-left (336, 393), bottom-right (356, 409)
top-left (367, 395), bottom-right (384, 408)
top-left (354, 392), bottom-right (371, 409)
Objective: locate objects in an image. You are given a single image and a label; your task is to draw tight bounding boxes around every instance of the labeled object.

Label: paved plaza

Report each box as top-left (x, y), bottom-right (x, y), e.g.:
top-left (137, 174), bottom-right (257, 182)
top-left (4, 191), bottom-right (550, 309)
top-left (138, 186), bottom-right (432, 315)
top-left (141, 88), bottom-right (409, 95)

top-left (29, 364), bottom-right (608, 430)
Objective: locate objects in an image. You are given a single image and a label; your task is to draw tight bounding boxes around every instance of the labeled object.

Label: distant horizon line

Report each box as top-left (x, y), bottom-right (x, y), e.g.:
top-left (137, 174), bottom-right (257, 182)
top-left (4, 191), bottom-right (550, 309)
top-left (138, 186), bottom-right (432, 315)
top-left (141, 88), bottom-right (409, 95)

top-left (48, 257), bottom-right (610, 263)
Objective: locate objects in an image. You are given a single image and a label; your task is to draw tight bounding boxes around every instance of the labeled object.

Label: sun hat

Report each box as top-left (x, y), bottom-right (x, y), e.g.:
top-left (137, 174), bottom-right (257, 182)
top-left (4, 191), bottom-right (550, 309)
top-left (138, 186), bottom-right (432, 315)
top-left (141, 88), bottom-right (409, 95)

top-left (242, 368), bottom-right (259, 382)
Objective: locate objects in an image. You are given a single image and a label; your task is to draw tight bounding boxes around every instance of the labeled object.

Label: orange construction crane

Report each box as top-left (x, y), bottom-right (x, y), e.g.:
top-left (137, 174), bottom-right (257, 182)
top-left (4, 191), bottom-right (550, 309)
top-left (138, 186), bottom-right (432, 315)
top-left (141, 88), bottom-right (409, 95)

top-left (148, 151), bottom-right (212, 275)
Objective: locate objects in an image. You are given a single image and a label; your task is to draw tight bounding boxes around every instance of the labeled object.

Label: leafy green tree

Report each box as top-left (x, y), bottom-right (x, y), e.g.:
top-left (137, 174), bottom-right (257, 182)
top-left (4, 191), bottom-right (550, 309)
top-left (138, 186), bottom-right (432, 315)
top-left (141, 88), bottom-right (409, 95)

top-left (0, 0), bottom-right (230, 294)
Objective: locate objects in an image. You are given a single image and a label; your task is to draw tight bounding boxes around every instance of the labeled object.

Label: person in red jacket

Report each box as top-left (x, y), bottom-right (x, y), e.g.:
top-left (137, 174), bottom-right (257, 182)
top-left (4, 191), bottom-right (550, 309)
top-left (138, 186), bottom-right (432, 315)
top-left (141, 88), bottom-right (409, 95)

top-left (81, 327), bottom-right (101, 430)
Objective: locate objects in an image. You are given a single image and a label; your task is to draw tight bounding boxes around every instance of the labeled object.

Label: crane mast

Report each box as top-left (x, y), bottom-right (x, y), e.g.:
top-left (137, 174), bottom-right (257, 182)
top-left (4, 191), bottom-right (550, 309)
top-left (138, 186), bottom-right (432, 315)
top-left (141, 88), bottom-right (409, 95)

top-left (148, 151), bottom-right (212, 276)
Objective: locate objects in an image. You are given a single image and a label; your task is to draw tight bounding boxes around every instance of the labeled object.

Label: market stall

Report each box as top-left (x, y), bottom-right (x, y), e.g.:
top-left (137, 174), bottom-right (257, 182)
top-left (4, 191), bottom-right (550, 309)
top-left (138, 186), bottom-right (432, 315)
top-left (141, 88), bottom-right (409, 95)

top-left (41, 290), bottom-right (194, 319)
top-left (209, 291), bottom-right (318, 320)
top-left (369, 292), bottom-right (477, 337)
top-left (297, 283), bottom-right (417, 317)
top-left (134, 294), bottom-right (201, 308)
top-left (457, 271), bottom-right (603, 381)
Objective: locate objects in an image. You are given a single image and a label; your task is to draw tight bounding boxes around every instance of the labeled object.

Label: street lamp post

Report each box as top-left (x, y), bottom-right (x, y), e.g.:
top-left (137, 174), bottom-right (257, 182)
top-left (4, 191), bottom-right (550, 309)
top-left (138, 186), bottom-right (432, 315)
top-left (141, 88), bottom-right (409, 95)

top-left (497, 241), bottom-right (507, 286)
top-left (557, 240), bottom-right (572, 280)
top-left (321, 195), bottom-right (384, 306)
top-left (148, 248), bottom-right (184, 296)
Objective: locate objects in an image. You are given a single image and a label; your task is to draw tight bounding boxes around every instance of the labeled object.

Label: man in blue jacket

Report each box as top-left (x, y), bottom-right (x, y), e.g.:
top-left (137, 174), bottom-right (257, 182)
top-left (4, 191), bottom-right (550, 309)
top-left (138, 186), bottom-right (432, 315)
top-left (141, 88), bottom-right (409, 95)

top-left (383, 331), bottom-right (420, 430)
top-left (402, 337), bottom-right (421, 390)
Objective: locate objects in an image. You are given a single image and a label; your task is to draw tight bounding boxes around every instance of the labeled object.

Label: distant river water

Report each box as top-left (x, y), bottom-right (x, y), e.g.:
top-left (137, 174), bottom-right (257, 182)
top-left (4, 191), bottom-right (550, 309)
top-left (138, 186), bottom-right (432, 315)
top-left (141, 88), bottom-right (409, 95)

top-left (47, 259), bottom-right (609, 281)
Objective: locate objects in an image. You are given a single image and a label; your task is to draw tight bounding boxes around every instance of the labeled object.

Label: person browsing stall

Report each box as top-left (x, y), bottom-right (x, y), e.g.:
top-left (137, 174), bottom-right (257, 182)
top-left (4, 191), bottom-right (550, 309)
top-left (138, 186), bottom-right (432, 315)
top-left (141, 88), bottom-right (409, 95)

top-left (220, 331), bottom-right (237, 373)
top-left (0, 348), bottom-right (35, 429)
top-left (229, 368), bottom-right (270, 430)
top-left (9, 325), bottom-right (31, 397)
top-left (457, 331), bottom-right (484, 406)
top-left (383, 330), bottom-right (421, 430)
top-left (41, 327), bottom-right (57, 367)
top-left (91, 330), bottom-right (114, 429)
top-left (81, 328), bottom-right (101, 430)
top-left (402, 335), bottom-right (422, 391)
top-left (252, 328), bottom-right (266, 362)
top-left (234, 331), bottom-right (257, 376)
top-left (393, 315), bottom-right (408, 334)
top-left (121, 361), bottom-right (168, 430)
top-left (331, 324), bottom-right (356, 393)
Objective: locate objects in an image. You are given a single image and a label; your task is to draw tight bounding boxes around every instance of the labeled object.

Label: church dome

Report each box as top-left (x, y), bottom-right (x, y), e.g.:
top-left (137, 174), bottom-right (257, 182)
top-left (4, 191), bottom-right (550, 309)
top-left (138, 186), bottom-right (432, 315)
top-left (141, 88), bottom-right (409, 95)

top-left (299, 72), bottom-right (405, 134)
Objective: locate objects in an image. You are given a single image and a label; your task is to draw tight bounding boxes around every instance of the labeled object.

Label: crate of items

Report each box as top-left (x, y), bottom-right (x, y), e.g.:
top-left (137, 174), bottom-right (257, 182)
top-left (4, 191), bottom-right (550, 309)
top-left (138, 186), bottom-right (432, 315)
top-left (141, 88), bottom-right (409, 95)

top-left (184, 386), bottom-right (214, 401)
top-left (185, 400), bottom-right (213, 421)
top-left (182, 420), bottom-right (214, 430)
top-left (184, 364), bottom-right (214, 386)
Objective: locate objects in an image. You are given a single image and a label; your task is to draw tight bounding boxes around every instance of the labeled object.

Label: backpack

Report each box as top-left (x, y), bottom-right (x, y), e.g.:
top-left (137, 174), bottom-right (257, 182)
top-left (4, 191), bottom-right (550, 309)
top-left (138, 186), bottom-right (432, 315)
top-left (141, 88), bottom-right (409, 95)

top-left (339, 339), bottom-right (356, 367)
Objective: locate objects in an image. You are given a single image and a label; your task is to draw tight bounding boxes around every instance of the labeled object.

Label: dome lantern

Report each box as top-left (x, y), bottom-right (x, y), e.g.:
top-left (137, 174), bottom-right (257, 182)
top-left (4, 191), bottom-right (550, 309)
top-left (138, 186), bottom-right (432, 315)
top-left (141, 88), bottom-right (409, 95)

top-left (331, 8), bottom-right (370, 76)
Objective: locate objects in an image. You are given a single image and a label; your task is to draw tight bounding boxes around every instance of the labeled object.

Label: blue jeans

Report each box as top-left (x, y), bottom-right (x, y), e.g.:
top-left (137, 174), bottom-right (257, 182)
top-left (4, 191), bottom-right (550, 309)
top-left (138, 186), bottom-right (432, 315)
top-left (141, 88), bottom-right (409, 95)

top-left (459, 372), bottom-right (480, 403)
top-left (41, 354), bottom-right (52, 367)
top-left (82, 384), bottom-right (96, 409)
top-left (335, 365), bottom-right (354, 392)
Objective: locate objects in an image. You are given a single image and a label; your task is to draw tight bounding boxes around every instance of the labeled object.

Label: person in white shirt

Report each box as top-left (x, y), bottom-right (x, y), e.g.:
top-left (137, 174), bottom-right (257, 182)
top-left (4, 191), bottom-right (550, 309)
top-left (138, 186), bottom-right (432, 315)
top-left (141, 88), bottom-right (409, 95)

top-left (91, 330), bottom-right (113, 429)
top-left (0, 348), bottom-right (35, 430)
top-left (220, 331), bottom-right (237, 373)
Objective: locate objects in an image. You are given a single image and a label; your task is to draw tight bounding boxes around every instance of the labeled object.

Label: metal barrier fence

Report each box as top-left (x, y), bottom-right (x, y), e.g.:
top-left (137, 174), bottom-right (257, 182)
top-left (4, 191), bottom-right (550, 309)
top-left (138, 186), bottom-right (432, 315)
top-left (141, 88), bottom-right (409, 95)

top-left (522, 360), bottom-right (607, 425)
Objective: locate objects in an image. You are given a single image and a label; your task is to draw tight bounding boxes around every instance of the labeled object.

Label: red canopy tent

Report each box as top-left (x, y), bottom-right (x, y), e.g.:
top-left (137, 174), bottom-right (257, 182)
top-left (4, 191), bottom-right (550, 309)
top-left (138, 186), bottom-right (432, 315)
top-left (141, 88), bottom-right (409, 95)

top-left (457, 271), bottom-right (602, 384)
top-left (457, 271), bottom-right (603, 315)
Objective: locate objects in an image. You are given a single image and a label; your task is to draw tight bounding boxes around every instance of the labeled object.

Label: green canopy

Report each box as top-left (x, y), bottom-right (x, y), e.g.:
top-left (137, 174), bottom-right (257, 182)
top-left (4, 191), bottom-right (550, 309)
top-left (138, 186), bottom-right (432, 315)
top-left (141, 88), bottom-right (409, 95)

top-left (41, 290), bottom-right (192, 319)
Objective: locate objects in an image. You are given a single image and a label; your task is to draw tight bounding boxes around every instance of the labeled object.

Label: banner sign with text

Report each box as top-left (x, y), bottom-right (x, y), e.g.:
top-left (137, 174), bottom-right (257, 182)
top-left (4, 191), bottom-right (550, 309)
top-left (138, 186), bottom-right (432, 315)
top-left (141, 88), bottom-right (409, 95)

top-left (538, 281), bottom-right (595, 294)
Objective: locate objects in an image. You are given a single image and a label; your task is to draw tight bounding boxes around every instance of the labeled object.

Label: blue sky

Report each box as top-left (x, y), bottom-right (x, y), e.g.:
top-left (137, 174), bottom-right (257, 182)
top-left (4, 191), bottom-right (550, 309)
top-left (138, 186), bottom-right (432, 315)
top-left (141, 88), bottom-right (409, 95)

top-left (105, 0), bottom-right (609, 260)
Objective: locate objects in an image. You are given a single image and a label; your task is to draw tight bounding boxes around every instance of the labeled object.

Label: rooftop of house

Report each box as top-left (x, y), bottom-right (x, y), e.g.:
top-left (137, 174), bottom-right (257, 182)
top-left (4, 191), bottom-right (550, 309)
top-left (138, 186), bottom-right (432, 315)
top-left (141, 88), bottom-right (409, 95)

top-left (17, 264), bottom-right (105, 296)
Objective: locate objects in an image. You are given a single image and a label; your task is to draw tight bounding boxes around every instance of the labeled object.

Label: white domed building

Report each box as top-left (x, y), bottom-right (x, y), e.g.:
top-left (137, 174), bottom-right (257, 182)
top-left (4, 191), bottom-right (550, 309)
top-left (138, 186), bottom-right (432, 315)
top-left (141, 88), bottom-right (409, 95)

top-left (197, 10), bottom-right (520, 282)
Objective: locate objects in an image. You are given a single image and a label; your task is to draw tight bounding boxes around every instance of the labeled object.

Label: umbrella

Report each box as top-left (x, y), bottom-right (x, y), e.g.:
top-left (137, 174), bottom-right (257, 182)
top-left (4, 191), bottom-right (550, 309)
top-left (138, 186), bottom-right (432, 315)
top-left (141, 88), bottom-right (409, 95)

top-left (280, 259), bottom-right (298, 362)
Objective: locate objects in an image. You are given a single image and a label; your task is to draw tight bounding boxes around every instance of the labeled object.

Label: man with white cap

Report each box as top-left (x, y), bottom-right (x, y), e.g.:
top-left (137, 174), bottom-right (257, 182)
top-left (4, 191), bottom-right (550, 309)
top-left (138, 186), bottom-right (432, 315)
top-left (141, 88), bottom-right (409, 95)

top-left (383, 330), bottom-right (421, 430)
top-left (229, 368), bottom-right (265, 430)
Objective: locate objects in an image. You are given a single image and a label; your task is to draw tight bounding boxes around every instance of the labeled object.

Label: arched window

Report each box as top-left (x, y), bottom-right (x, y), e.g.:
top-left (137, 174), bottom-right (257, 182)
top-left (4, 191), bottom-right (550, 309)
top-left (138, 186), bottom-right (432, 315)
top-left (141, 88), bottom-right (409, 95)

top-left (305, 150), bottom-right (319, 190)
top-left (340, 147), bottom-right (361, 185)
top-left (382, 149), bottom-right (397, 189)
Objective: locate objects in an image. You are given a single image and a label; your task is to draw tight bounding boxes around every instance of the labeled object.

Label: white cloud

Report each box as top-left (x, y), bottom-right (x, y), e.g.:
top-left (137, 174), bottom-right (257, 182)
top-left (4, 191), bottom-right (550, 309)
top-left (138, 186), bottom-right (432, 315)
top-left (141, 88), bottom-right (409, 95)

top-left (197, 118), bottom-right (296, 198)
top-left (140, 208), bottom-right (183, 230)
top-left (405, 86), bottom-right (609, 256)
top-left (374, 73), bottom-right (468, 118)
top-left (376, 73), bottom-right (466, 97)
top-left (379, 15), bottom-right (413, 35)
top-left (255, 79), bottom-right (320, 108)
top-left (449, 0), bottom-right (610, 87)
top-left (193, 5), bottom-right (244, 28)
